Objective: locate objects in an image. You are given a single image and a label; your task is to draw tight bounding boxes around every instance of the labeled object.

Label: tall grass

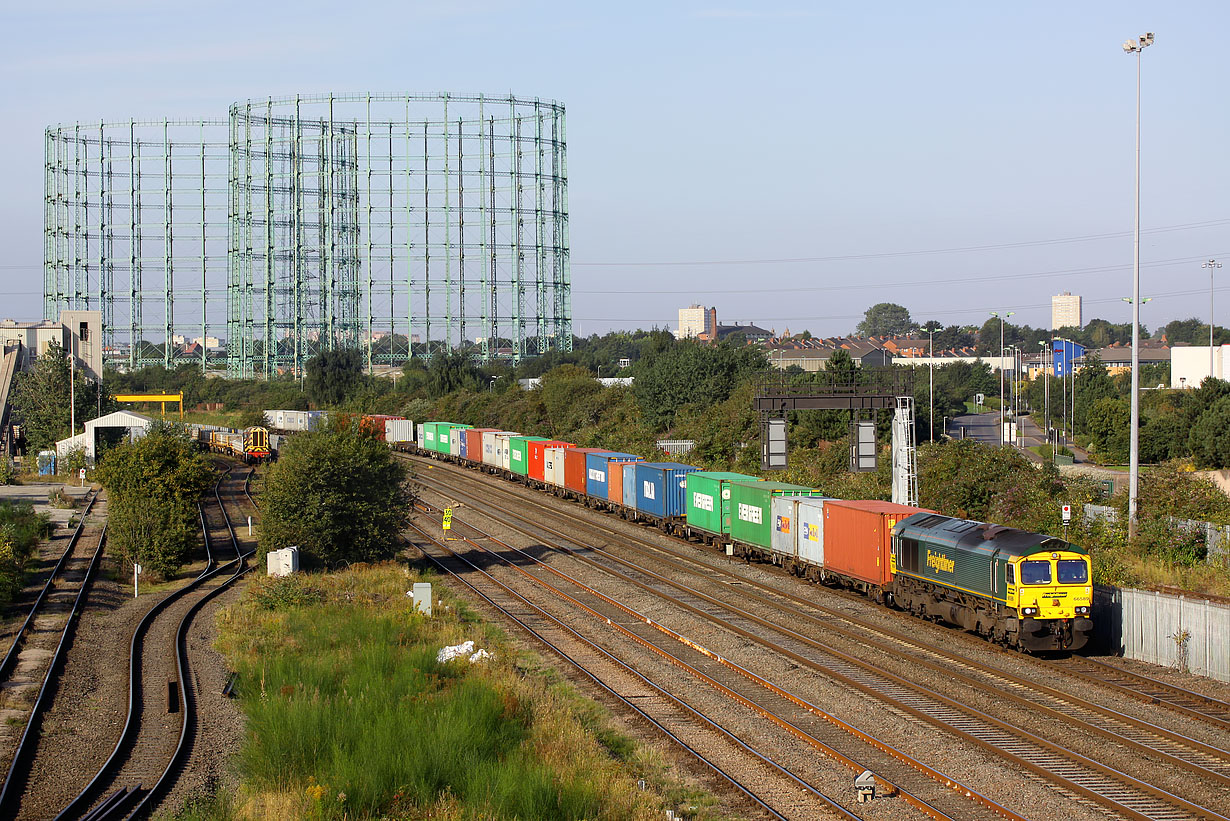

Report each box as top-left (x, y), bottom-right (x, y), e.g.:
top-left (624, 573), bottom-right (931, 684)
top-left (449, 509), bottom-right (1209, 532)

top-left (0, 502), bottom-right (53, 606)
top-left (214, 566), bottom-right (679, 820)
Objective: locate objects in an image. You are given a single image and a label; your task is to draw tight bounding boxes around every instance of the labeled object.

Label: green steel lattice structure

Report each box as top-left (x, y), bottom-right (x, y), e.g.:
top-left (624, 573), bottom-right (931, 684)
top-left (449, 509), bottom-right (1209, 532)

top-left (43, 93), bottom-right (572, 378)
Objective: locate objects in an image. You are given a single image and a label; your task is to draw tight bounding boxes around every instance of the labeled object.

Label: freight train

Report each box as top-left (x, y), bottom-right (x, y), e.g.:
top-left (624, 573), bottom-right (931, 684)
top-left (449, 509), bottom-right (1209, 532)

top-left (400, 420), bottom-right (1093, 652)
top-left (191, 425), bottom-right (273, 462)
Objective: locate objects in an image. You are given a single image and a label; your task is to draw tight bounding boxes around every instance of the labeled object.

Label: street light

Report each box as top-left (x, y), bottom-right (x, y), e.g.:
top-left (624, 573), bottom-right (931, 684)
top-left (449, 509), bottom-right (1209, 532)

top-left (1205, 259), bottom-right (1221, 379)
top-left (1123, 31), bottom-right (1154, 542)
top-left (990, 311), bottom-right (1015, 445)
top-left (1041, 341), bottom-right (1052, 459)
top-left (928, 328), bottom-right (935, 442)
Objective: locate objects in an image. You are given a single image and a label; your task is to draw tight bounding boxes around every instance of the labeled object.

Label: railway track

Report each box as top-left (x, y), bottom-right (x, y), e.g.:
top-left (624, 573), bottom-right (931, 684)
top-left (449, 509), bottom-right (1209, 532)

top-left (52, 468), bottom-right (255, 821)
top-left (408, 456), bottom-right (1230, 821)
top-left (0, 491), bottom-right (106, 816)
top-left (408, 494), bottom-right (1023, 821)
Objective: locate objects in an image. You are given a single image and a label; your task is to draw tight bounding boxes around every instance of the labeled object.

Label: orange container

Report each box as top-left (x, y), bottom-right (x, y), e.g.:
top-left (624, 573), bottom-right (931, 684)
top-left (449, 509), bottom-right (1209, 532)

top-left (821, 500), bottom-right (931, 586)
top-left (563, 448), bottom-right (607, 494)
top-left (528, 439), bottom-right (573, 481)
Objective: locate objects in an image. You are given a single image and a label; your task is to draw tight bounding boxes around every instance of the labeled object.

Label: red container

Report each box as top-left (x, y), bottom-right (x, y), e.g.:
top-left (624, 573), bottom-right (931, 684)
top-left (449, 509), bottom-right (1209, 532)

top-left (464, 428), bottom-right (499, 463)
top-left (822, 500), bottom-right (931, 587)
top-left (528, 439), bottom-right (573, 482)
top-left (563, 448), bottom-right (607, 494)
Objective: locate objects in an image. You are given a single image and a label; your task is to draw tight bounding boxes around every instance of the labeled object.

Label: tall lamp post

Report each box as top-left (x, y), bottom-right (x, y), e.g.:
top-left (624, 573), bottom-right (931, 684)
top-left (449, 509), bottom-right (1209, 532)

top-left (928, 328), bottom-right (935, 441)
top-left (1041, 341), bottom-right (1051, 458)
top-left (1123, 31), bottom-right (1154, 542)
top-left (1205, 259), bottom-right (1221, 380)
top-left (990, 311), bottom-right (1014, 445)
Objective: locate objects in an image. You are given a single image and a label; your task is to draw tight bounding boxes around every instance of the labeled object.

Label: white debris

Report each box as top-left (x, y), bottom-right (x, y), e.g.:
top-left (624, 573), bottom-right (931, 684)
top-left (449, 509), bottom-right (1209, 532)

top-left (468, 649), bottom-right (493, 664)
top-left (437, 641), bottom-right (475, 663)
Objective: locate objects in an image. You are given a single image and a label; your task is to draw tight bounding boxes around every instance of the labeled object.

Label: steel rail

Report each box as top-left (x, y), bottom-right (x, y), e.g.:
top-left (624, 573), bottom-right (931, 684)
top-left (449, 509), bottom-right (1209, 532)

top-left (122, 469), bottom-right (253, 820)
top-left (0, 489), bottom-right (99, 681)
top-left (415, 478), bottom-right (1229, 821)
top-left (413, 502), bottom-right (1019, 821)
top-left (53, 469), bottom-right (241, 821)
top-left (405, 521), bottom-right (808, 821)
top-left (421, 469), bottom-right (1230, 783)
top-left (0, 523), bottom-right (109, 817)
top-left (413, 456), bottom-right (1230, 745)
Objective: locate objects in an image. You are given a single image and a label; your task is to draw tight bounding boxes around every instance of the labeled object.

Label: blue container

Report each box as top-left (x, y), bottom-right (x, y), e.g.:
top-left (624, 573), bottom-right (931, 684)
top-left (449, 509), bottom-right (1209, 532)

top-left (623, 462), bottom-right (638, 511)
top-left (585, 451), bottom-right (639, 500)
top-left (635, 462), bottom-right (699, 519)
top-left (459, 432), bottom-right (469, 461)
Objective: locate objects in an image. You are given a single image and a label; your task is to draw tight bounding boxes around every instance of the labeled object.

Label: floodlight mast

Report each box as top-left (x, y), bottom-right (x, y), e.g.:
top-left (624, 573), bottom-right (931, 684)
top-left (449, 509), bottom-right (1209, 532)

top-left (1123, 32), bottom-right (1153, 542)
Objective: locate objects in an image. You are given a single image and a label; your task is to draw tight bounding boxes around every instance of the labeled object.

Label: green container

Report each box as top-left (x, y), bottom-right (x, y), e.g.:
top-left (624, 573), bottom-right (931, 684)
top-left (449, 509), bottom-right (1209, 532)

top-left (685, 472), bottom-right (763, 537)
top-left (424, 422), bottom-right (468, 454)
top-left (508, 435), bottom-right (548, 476)
top-left (728, 481), bottom-right (825, 550)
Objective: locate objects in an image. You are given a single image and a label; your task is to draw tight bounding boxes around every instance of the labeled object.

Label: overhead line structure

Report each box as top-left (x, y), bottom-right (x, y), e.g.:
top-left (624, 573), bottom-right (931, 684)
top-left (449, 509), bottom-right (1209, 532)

top-left (44, 93), bottom-right (572, 378)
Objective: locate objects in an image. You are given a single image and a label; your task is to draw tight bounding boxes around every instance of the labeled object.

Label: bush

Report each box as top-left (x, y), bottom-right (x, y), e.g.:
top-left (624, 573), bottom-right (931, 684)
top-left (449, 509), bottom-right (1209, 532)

top-left (0, 459), bottom-right (16, 486)
top-left (259, 427), bottom-right (412, 568)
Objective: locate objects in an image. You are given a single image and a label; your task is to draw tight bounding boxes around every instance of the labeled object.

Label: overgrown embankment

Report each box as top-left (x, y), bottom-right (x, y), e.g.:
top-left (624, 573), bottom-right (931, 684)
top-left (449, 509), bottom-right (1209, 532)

top-left (197, 564), bottom-right (720, 820)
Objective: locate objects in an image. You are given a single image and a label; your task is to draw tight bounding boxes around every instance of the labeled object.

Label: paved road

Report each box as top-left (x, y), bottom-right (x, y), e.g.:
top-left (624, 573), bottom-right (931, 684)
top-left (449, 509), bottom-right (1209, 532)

top-left (948, 412), bottom-right (1002, 445)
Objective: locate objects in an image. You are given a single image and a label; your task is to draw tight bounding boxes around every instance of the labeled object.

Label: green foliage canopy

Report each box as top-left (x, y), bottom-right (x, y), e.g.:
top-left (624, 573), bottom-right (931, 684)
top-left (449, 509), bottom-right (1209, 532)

top-left (259, 427), bottom-right (411, 567)
top-left (10, 341), bottom-right (113, 453)
top-left (856, 303), bottom-right (915, 337)
top-left (305, 348), bottom-right (365, 406)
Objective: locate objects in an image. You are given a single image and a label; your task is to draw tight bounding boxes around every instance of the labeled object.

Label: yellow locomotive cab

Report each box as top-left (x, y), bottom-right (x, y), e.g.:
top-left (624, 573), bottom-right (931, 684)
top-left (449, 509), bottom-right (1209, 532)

top-left (1007, 550), bottom-right (1092, 621)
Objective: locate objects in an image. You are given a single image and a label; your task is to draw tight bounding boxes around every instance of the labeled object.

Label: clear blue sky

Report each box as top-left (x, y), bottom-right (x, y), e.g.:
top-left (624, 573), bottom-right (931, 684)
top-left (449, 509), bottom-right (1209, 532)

top-left (2, 1), bottom-right (1227, 338)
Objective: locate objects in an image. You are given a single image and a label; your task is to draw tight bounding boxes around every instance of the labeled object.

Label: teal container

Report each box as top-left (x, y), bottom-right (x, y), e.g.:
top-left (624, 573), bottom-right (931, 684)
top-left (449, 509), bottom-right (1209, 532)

top-left (685, 471), bottom-right (763, 537)
top-left (728, 481), bottom-right (825, 550)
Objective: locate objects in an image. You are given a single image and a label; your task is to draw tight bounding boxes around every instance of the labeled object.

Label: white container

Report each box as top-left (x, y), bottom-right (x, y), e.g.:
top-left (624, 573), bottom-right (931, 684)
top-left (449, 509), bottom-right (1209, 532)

top-left (482, 430), bottom-right (517, 467)
top-left (416, 423), bottom-right (426, 448)
top-left (385, 418), bottom-right (416, 444)
top-left (449, 427), bottom-right (465, 456)
top-left (495, 432), bottom-right (519, 470)
top-left (794, 497), bottom-right (826, 568)
top-left (770, 496), bottom-right (800, 560)
top-left (543, 446), bottom-right (568, 488)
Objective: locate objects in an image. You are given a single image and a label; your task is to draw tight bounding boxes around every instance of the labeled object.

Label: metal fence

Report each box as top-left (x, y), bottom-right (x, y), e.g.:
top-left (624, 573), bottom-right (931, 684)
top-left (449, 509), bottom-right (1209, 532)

top-left (656, 440), bottom-right (696, 456)
top-left (1094, 586), bottom-right (1230, 682)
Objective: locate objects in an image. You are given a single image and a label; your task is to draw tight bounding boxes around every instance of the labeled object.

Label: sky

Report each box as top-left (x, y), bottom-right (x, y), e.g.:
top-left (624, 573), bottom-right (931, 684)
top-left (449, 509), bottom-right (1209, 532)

top-left (2, 1), bottom-right (1228, 339)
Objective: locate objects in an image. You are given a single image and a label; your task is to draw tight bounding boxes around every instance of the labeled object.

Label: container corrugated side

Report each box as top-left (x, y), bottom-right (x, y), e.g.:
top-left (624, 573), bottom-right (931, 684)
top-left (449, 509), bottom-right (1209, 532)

top-left (482, 430), bottom-right (519, 466)
top-left (543, 445), bottom-right (571, 487)
top-left (795, 497), bottom-right (827, 567)
top-left (585, 452), bottom-right (640, 500)
top-left (495, 432), bottom-right (523, 471)
top-left (385, 418), bottom-right (416, 444)
top-left (622, 463), bottom-right (638, 511)
top-left (729, 482), bottom-right (824, 551)
top-left (685, 472), bottom-right (761, 536)
top-left (635, 462), bottom-right (698, 519)
top-left (529, 440), bottom-right (573, 482)
top-left (822, 500), bottom-right (927, 587)
top-left (464, 428), bottom-right (497, 463)
top-left (416, 423), bottom-right (426, 448)
top-left (608, 459), bottom-right (636, 505)
top-left (770, 497), bottom-right (799, 559)
top-left (508, 436), bottom-right (548, 476)
top-left (565, 448), bottom-right (607, 494)
top-left (449, 427), bottom-right (465, 456)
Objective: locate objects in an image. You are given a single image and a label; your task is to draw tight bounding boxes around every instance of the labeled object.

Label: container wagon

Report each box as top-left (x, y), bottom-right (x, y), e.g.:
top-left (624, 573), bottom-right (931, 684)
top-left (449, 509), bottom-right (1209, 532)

top-left (891, 513), bottom-right (1093, 651)
top-left (385, 418), bottom-right (416, 446)
top-left (628, 462), bottom-right (699, 531)
top-left (821, 500), bottom-right (927, 603)
top-left (727, 482), bottom-right (826, 560)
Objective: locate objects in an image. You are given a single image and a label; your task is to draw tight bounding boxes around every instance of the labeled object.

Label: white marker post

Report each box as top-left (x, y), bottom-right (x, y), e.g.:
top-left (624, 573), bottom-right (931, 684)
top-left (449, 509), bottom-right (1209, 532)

top-left (134, 563), bottom-right (142, 598)
top-left (248, 515), bottom-right (252, 536)
top-left (79, 468), bottom-right (86, 487)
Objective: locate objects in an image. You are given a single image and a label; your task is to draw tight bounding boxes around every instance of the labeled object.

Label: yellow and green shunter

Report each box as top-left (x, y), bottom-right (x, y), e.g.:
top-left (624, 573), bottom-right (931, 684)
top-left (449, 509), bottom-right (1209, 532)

top-left (891, 513), bottom-right (1093, 652)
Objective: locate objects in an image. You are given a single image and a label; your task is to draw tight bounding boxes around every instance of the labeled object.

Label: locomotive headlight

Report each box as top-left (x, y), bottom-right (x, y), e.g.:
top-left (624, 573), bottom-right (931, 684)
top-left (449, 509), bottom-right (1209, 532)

top-left (1022, 607), bottom-right (1038, 616)
top-left (1075, 606), bottom-right (1090, 615)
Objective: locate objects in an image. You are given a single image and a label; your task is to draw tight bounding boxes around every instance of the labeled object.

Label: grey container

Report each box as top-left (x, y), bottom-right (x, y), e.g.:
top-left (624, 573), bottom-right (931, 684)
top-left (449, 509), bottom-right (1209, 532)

top-left (770, 496), bottom-right (827, 566)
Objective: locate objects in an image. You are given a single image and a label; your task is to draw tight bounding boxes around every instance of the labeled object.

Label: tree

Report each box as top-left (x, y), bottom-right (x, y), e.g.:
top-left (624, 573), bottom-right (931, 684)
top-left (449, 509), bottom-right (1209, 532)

top-left (856, 303), bottom-right (915, 337)
top-left (259, 427), bottom-right (411, 567)
top-left (425, 351), bottom-right (485, 398)
top-left (1189, 396), bottom-right (1230, 469)
top-left (633, 339), bottom-right (766, 429)
top-left (305, 348), bottom-right (365, 406)
top-left (1085, 397), bottom-right (1130, 463)
top-left (96, 424), bottom-right (214, 577)
top-left (10, 341), bottom-right (112, 453)
top-left (539, 365), bottom-right (602, 436)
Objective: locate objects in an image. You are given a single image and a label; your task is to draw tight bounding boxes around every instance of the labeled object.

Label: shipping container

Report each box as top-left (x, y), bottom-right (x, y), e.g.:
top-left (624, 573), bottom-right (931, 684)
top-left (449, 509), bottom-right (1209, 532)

top-left (685, 472), bottom-right (764, 537)
top-left (585, 452), bottom-right (641, 500)
top-left (494, 432), bottom-right (524, 471)
top-left (544, 445), bottom-right (573, 488)
top-left (263, 409), bottom-right (328, 433)
top-left (424, 422), bottom-right (469, 454)
top-left (822, 500), bottom-right (928, 588)
top-left (564, 448), bottom-right (608, 494)
top-left (417, 423), bottom-right (426, 449)
top-left (528, 440), bottom-right (573, 482)
top-left (608, 459), bottom-right (637, 505)
top-left (384, 418), bottom-right (415, 444)
top-left (635, 462), bottom-right (699, 520)
top-left (622, 462), bottom-right (638, 511)
top-left (770, 496), bottom-right (828, 565)
top-left (729, 482), bottom-right (825, 551)
top-left (482, 430), bottom-right (519, 467)
top-left (463, 428), bottom-right (498, 463)
top-left (508, 436), bottom-right (549, 477)
top-left (361, 414), bottom-right (403, 440)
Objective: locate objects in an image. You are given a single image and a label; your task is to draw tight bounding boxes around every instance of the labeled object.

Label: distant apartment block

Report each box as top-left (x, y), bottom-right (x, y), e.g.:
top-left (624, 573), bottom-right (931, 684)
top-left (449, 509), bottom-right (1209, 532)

top-left (677, 305), bottom-right (717, 340)
top-left (1051, 292), bottom-right (1082, 330)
